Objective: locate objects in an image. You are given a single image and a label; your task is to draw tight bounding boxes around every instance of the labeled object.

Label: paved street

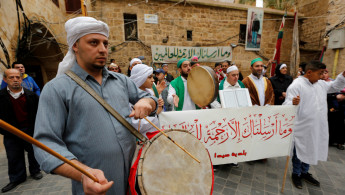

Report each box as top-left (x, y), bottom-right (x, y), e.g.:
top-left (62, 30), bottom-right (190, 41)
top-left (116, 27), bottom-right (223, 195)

top-left (0, 145), bottom-right (344, 194)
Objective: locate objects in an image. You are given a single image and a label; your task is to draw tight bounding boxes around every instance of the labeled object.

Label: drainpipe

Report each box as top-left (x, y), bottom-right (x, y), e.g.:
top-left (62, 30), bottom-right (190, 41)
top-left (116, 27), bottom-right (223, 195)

top-left (332, 49), bottom-right (339, 79)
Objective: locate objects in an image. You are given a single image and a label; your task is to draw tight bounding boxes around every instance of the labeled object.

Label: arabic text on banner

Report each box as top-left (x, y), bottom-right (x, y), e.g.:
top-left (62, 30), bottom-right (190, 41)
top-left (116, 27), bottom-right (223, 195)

top-left (151, 45), bottom-right (232, 63)
top-left (159, 106), bottom-right (297, 165)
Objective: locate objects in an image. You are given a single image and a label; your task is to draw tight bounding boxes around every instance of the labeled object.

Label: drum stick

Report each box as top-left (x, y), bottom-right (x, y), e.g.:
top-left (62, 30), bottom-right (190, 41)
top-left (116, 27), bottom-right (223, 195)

top-left (138, 119), bottom-right (141, 132)
top-left (142, 117), bottom-right (200, 163)
top-left (0, 120), bottom-right (99, 183)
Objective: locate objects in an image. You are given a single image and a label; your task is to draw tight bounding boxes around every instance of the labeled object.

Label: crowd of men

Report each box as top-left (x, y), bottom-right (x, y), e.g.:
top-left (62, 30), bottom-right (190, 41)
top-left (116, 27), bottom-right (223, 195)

top-left (1, 16), bottom-right (345, 194)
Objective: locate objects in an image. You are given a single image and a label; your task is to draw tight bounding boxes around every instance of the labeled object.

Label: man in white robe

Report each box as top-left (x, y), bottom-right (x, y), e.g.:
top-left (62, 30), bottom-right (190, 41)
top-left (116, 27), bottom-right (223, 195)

top-left (283, 60), bottom-right (345, 189)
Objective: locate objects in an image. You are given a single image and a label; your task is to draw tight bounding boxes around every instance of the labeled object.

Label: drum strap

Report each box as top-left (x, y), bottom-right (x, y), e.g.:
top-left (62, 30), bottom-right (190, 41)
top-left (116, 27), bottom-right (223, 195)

top-left (65, 70), bottom-right (147, 142)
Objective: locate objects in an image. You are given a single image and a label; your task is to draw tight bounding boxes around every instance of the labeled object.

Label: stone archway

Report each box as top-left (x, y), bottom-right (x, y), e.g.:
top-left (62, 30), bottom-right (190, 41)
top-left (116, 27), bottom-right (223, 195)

top-left (22, 23), bottom-right (64, 88)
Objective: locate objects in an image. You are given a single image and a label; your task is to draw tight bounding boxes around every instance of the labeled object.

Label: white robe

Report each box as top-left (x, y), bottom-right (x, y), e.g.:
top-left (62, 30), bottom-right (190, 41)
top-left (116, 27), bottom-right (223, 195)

top-left (283, 74), bottom-right (345, 165)
top-left (167, 76), bottom-right (196, 111)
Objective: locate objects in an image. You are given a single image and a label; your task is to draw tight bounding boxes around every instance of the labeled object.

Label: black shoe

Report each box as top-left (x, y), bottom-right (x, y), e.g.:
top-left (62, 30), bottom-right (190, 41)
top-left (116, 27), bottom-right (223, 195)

top-left (1, 181), bottom-right (24, 193)
top-left (292, 173), bottom-right (303, 189)
top-left (230, 163), bottom-right (239, 168)
top-left (301, 172), bottom-right (320, 186)
top-left (31, 172), bottom-right (43, 180)
top-left (213, 165), bottom-right (220, 172)
top-left (337, 144), bottom-right (345, 150)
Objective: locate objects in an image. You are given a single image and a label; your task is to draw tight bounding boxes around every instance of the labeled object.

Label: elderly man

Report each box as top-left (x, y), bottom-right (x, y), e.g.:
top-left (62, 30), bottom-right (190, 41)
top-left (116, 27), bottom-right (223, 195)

top-left (167, 58), bottom-right (199, 111)
top-left (34, 17), bottom-right (157, 195)
top-left (212, 66), bottom-right (246, 109)
top-left (219, 66), bottom-right (245, 90)
top-left (1, 62), bottom-right (41, 96)
top-left (0, 69), bottom-right (42, 193)
top-left (242, 58), bottom-right (275, 106)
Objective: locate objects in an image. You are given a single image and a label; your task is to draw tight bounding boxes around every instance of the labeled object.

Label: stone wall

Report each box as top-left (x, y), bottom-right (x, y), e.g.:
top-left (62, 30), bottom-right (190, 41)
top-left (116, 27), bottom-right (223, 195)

top-left (298, 0), bottom-right (329, 51)
top-left (0, 0), bottom-right (69, 82)
top-left (322, 0), bottom-right (345, 78)
top-left (1, 0), bottom-right (295, 82)
top-left (297, 0), bottom-right (345, 77)
top-left (88, 0), bottom-right (293, 78)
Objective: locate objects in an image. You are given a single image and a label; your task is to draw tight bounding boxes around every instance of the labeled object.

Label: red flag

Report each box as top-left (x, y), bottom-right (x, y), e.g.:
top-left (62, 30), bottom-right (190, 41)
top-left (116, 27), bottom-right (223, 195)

top-left (271, 14), bottom-right (286, 77)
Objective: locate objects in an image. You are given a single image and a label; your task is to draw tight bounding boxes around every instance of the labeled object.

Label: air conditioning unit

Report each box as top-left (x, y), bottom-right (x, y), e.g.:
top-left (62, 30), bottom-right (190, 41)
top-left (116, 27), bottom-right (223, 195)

top-left (328, 28), bottom-right (345, 49)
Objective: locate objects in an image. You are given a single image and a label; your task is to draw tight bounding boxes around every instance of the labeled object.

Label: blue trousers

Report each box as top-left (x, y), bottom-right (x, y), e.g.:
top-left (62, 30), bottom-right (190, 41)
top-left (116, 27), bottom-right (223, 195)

top-left (292, 147), bottom-right (309, 176)
top-left (252, 31), bottom-right (258, 45)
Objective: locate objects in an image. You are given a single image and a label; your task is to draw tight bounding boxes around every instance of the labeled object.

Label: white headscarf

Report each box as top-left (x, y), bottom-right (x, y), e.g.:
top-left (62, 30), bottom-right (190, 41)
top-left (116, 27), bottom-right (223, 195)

top-left (129, 64), bottom-right (153, 88)
top-left (56, 17), bottom-right (109, 76)
top-left (279, 64), bottom-right (287, 70)
top-left (130, 58), bottom-right (142, 67)
top-left (227, 65), bottom-right (238, 73)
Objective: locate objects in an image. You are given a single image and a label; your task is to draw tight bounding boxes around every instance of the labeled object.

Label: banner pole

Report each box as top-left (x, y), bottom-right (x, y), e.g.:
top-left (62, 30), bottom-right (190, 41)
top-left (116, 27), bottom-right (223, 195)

top-left (281, 156), bottom-right (290, 193)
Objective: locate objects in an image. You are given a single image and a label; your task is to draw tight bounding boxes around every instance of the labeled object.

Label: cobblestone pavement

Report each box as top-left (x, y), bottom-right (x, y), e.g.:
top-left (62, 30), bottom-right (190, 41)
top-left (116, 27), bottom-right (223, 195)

top-left (0, 146), bottom-right (344, 194)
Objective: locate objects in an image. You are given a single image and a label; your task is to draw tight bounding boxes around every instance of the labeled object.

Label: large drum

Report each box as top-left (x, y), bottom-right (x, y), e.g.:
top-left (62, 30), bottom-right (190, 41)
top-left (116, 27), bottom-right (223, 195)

top-left (187, 66), bottom-right (219, 107)
top-left (129, 129), bottom-right (213, 195)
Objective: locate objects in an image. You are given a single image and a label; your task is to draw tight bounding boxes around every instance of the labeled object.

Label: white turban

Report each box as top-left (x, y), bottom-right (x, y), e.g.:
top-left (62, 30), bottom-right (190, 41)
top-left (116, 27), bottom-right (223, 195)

top-left (129, 64), bottom-right (153, 88)
top-left (56, 17), bottom-right (109, 76)
top-left (130, 58), bottom-right (142, 67)
top-left (279, 64), bottom-right (287, 70)
top-left (227, 65), bottom-right (238, 73)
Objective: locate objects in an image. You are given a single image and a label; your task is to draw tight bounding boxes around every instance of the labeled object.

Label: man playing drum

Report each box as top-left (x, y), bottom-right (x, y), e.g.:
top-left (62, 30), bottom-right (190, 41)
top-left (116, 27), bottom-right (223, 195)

top-left (167, 58), bottom-right (200, 111)
top-left (33, 17), bottom-right (157, 195)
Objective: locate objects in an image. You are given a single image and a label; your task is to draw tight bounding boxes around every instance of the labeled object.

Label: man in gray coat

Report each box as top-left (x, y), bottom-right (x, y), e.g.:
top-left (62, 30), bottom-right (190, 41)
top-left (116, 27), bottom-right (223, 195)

top-left (33, 17), bottom-right (157, 195)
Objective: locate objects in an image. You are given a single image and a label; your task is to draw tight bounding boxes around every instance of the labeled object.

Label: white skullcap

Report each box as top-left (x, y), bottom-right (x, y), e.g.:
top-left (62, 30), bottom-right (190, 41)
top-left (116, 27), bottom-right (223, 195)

top-left (130, 58), bottom-right (142, 67)
top-left (56, 17), bottom-right (109, 76)
top-left (227, 65), bottom-right (239, 73)
top-left (129, 64), bottom-right (153, 88)
top-left (279, 64), bottom-right (287, 70)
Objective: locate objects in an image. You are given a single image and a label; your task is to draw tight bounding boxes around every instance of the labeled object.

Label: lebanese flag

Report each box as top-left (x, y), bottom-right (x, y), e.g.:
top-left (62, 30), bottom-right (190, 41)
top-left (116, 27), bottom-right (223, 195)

top-left (270, 14), bottom-right (286, 77)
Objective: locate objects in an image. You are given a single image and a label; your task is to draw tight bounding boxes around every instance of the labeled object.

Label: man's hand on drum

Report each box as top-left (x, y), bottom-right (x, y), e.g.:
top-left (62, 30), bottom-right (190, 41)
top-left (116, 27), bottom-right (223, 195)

top-left (172, 94), bottom-right (179, 107)
top-left (82, 168), bottom-right (113, 195)
top-left (130, 98), bottom-right (156, 119)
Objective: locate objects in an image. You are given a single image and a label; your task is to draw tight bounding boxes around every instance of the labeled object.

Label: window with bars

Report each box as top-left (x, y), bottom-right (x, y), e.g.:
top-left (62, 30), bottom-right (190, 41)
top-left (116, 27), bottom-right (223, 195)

top-left (124, 13), bottom-right (138, 41)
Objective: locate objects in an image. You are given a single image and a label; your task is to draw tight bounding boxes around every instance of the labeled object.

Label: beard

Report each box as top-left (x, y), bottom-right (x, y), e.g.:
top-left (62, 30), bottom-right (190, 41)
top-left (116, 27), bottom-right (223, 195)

top-left (91, 63), bottom-right (105, 69)
top-left (181, 71), bottom-right (189, 79)
top-left (252, 71), bottom-right (262, 77)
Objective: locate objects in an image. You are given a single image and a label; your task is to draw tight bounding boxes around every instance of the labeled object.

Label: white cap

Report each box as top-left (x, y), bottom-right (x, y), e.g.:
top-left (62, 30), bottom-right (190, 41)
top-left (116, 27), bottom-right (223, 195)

top-left (226, 65), bottom-right (238, 73)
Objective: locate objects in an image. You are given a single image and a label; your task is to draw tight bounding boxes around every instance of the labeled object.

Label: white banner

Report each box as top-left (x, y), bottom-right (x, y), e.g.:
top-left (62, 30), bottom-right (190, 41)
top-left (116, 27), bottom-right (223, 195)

top-left (159, 106), bottom-right (296, 165)
top-left (151, 45), bottom-right (232, 63)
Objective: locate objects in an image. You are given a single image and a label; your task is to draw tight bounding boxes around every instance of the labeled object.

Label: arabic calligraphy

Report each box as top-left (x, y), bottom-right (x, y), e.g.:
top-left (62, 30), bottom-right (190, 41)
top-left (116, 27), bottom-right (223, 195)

top-left (214, 150), bottom-right (247, 159)
top-left (151, 45), bottom-right (232, 63)
top-left (161, 112), bottom-right (294, 147)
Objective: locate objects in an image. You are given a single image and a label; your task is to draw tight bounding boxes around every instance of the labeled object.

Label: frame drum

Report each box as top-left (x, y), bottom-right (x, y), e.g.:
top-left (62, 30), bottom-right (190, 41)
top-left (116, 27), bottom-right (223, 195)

top-left (137, 129), bottom-right (213, 195)
top-left (187, 66), bottom-right (219, 107)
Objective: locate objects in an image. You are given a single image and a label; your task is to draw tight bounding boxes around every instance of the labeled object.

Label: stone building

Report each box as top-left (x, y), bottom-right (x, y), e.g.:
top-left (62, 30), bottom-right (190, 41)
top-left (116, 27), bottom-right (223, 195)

top-left (298, 0), bottom-right (345, 78)
top-left (0, 0), bottom-right (69, 87)
top-left (87, 0), bottom-right (294, 77)
top-left (2, 0), bottom-right (344, 84)
top-left (1, 0), bottom-right (294, 86)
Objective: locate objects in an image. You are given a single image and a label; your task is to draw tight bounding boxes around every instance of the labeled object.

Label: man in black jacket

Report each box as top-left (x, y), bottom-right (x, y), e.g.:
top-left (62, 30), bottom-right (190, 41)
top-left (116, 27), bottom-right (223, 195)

top-left (0, 69), bottom-right (42, 193)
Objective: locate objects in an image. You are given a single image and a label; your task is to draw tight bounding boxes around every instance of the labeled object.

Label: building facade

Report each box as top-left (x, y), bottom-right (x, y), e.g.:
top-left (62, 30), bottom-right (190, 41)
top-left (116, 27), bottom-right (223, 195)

top-left (1, 0), bottom-right (295, 85)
